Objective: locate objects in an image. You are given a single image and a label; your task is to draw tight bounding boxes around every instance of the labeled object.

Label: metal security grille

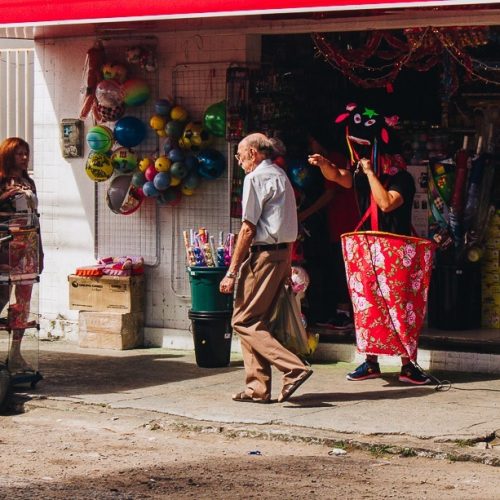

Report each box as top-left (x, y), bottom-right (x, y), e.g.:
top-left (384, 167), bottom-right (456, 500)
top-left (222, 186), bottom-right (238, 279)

top-left (94, 39), bottom-right (160, 264)
top-left (0, 48), bottom-right (34, 149)
top-left (169, 63), bottom-right (231, 297)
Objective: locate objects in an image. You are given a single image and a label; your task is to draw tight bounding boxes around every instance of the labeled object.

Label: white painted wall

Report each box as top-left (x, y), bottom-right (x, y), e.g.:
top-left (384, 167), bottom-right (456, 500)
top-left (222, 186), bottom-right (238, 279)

top-left (33, 32), bottom-right (260, 343)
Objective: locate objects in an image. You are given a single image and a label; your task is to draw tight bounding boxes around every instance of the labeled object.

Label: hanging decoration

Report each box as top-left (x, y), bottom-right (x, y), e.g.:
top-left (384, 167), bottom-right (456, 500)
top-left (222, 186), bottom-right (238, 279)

top-left (312, 26), bottom-right (492, 96)
top-left (79, 40), bottom-right (227, 214)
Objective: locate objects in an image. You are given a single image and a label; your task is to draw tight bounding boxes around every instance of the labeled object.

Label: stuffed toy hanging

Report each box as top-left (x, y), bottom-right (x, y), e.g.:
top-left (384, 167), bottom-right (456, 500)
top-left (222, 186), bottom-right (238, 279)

top-left (79, 41), bottom-right (106, 121)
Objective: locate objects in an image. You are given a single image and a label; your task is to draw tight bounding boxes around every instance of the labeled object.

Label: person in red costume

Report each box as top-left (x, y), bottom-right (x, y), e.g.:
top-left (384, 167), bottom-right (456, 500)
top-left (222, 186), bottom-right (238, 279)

top-left (308, 104), bottom-right (431, 385)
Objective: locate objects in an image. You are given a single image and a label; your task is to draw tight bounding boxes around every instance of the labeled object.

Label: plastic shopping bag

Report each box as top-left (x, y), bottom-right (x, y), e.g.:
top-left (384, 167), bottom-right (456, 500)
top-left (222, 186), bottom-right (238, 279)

top-left (270, 285), bottom-right (319, 359)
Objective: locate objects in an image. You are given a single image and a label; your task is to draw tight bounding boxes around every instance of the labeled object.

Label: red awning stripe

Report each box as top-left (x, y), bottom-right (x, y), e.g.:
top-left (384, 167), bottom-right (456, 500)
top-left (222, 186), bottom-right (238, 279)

top-left (1, 0), bottom-right (498, 27)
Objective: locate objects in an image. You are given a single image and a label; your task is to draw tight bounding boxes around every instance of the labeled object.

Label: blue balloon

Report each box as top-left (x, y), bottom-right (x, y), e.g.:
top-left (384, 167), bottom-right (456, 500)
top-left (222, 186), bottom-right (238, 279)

top-left (157, 188), bottom-right (181, 206)
top-left (163, 137), bottom-right (174, 156)
top-left (142, 181), bottom-right (160, 197)
top-left (153, 171), bottom-right (171, 191)
top-left (131, 170), bottom-right (146, 187)
top-left (154, 98), bottom-right (173, 117)
top-left (196, 148), bottom-right (226, 180)
top-left (185, 154), bottom-right (199, 172)
top-left (168, 148), bottom-right (185, 163)
top-left (171, 161), bottom-right (188, 179)
top-left (114, 116), bottom-right (147, 148)
top-left (183, 172), bottom-right (201, 190)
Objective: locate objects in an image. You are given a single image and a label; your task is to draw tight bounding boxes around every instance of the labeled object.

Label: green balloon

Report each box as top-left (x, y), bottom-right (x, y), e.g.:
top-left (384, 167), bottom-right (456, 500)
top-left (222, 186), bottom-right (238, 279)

top-left (203, 101), bottom-right (226, 137)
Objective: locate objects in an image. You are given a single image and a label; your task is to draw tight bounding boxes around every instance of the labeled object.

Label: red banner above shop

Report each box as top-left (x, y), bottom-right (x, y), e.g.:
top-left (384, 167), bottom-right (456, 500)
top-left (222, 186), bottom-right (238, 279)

top-left (1, 0), bottom-right (498, 27)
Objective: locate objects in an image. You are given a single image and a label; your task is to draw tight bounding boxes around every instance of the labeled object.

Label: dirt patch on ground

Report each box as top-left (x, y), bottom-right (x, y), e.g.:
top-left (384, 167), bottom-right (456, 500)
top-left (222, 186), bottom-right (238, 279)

top-left (0, 396), bottom-right (498, 499)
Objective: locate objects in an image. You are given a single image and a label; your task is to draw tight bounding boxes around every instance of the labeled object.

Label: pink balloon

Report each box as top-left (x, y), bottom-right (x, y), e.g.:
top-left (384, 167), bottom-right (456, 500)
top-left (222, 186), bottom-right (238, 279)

top-left (145, 165), bottom-right (157, 182)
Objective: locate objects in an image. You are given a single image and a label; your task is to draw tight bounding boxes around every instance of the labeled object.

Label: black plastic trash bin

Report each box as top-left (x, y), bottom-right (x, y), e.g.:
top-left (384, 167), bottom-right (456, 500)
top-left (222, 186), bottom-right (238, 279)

top-left (428, 263), bottom-right (482, 330)
top-left (188, 310), bottom-right (233, 368)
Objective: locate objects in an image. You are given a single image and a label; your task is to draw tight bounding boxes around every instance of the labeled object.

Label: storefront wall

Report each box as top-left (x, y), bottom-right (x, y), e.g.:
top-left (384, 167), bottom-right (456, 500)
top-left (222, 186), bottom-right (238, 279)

top-left (31, 10), bottom-right (499, 355)
top-left (34, 31), bottom-right (260, 343)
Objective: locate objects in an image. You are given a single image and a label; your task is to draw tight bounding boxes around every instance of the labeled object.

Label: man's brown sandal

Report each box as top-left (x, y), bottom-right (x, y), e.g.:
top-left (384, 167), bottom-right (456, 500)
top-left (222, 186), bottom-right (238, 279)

top-left (232, 391), bottom-right (271, 404)
top-left (278, 369), bottom-right (313, 403)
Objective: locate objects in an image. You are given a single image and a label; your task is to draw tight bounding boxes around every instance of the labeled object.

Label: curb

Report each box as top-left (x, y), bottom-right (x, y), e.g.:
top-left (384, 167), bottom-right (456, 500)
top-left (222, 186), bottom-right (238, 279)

top-left (23, 396), bottom-right (500, 468)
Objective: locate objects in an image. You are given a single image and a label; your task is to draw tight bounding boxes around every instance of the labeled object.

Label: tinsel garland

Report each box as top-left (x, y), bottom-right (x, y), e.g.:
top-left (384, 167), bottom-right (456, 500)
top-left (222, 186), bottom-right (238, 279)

top-left (312, 27), bottom-right (494, 95)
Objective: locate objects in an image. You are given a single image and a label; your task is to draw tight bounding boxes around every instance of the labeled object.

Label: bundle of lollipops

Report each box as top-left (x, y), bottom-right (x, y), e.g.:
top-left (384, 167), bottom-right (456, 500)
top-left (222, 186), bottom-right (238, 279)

top-left (75, 256), bottom-right (144, 276)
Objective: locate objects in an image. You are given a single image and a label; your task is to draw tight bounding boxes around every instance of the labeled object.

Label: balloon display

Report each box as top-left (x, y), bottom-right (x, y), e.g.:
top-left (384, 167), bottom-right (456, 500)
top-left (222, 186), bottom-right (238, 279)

top-left (165, 120), bottom-right (185, 140)
top-left (142, 181), bottom-right (160, 197)
top-left (154, 98), bottom-right (173, 116)
top-left (180, 121), bottom-right (211, 151)
top-left (157, 188), bottom-right (182, 207)
top-left (114, 116), bottom-right (147, 148)
top-left (203, 101), bottom-right (226, 137)
top-left (153, 171), bottom-right (171, 191)
top-left (170, 105), bottom-right (188, 122)
top-left (155, 156), bottom-right (171, 172)
top-left (196, 148), bottom-right (226, 180)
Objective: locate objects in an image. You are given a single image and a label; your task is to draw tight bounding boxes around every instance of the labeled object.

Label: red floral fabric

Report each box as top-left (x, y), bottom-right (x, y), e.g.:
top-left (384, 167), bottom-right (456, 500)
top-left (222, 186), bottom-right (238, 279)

top-left (341, 231), bottom-right (434, 360)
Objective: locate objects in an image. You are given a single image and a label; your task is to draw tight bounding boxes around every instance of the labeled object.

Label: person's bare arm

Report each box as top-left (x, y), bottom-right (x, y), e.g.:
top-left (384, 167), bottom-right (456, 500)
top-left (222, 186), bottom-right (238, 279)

top-left (358, 158), bottom-right (403, 212)
top-left (308, 154), bottom-right (353, 188)
top-left (219, 220), bottom-right (256, 294)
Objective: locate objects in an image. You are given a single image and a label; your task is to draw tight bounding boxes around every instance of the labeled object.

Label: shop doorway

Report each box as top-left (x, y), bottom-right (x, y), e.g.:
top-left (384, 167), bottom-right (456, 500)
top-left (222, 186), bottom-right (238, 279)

top-left (257, 30), bottom-right (500, 350)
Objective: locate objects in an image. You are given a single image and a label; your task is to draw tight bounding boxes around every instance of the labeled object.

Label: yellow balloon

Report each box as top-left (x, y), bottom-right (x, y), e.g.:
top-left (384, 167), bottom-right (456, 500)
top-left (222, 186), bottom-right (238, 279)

top-left (139, 157), bottom-right (154, 172)
top-left (155, 156), bottom-right (171, 172)
top-left (181, 185), bottom-right (195, 196)
top-left (178, 137), bottom-right (190, 150)
top-left (170, 105), bottom-right (188, 122)
top-left (170, 175), bottom-right (181, 187)
top-left (149, 114), bottom-right (166, 130)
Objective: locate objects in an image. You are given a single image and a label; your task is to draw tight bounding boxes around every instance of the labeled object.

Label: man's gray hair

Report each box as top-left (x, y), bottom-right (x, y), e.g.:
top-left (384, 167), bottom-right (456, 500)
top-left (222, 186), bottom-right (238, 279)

top-left (240, 133), bottom-right (275, 159)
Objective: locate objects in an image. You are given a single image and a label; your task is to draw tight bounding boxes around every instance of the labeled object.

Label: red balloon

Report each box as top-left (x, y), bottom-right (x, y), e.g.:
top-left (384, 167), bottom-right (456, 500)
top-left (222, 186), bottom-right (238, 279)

top-left (145, 165), bottom-right (157, 181)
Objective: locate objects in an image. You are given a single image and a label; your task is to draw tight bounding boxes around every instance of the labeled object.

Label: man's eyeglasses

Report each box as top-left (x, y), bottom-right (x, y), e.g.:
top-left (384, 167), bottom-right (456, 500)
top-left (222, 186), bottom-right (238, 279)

top-left (234, 152), bottom-right (242, 162)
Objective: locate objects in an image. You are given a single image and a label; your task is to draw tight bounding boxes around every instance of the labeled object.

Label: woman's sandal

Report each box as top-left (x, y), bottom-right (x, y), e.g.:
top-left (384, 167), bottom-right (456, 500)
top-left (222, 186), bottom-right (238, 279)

top-left (278, 369), bottom-right (314, 403)
top-left (232, 391), bottom-right (271, 404)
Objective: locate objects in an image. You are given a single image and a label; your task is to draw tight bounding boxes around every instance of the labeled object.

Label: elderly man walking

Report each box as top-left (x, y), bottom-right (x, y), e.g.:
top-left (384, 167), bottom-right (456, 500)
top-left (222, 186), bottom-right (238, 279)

top-left (219, 133), bottom-right (313, 404)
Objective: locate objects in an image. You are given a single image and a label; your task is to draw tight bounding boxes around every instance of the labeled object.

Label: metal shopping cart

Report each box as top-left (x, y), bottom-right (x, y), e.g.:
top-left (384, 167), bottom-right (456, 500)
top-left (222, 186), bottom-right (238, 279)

top-left (0, 214), bottom-right (43, 410)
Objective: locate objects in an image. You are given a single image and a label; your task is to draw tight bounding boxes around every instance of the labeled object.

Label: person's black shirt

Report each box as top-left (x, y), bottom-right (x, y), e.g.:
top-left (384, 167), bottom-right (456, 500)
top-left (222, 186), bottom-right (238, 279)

top-left (354, 169), bottom-right (416, 236)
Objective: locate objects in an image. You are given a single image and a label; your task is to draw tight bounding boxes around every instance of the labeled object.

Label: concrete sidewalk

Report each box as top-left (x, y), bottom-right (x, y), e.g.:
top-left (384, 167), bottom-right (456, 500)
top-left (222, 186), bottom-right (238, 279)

top-left (14, 341), bottom-right (500, 464)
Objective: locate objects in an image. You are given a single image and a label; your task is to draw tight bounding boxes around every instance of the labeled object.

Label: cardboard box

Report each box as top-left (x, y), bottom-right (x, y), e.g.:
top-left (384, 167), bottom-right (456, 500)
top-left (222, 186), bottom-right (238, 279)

top-left (78, 311), bottom-right (144, 350)
top-left (68, 275), bottom-right (144, 312)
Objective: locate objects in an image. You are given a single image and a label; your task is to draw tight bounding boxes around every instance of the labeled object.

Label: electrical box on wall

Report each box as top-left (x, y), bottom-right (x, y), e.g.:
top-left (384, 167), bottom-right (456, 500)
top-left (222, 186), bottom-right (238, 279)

top-left (60, 118), bottom-right (83, 158)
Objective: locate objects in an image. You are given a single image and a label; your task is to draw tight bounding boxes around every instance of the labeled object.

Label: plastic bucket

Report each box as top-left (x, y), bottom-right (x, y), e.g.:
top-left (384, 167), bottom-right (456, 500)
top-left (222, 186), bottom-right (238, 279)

top-left (188, 310), bottom-right (233, 368)
top-left (187, 266), bottom-right (233, 312)
top-left (428, 263), bottom-right (481, 330)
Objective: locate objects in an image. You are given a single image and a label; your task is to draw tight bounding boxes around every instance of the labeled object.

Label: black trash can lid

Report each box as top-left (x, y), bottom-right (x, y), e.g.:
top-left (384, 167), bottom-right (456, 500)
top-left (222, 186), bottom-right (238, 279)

top-left (188, 309), bottom-right (233, 319)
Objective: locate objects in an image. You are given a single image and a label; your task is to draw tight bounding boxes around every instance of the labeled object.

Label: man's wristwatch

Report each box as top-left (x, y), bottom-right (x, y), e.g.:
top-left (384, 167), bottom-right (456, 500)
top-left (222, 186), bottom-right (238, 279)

top-left (225, 271), bottom-right (237, 279)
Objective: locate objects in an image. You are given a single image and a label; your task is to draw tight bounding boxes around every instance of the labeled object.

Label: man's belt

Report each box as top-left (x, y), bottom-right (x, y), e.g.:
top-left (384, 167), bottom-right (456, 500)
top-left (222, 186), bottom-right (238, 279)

top-left (250, 242), bottom-right (288, 253)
